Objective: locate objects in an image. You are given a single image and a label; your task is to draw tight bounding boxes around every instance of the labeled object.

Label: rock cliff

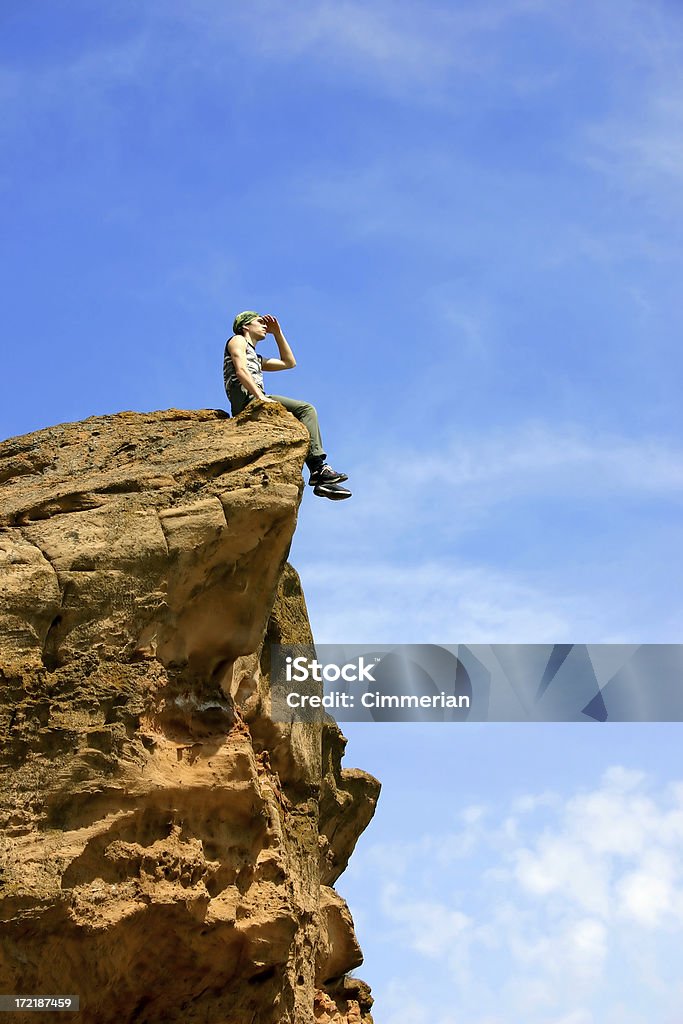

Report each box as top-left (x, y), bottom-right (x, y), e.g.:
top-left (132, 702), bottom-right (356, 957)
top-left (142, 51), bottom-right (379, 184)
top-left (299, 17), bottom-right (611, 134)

top-left (0, 405), bottom-right (380, 1024)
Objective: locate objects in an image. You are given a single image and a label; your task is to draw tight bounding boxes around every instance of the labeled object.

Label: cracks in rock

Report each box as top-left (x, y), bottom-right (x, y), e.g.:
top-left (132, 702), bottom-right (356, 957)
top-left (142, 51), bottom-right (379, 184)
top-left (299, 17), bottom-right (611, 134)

top-left (94, 478), bottom-right (144, 495)
top-left (4, 478), bottom-right (176, 527)
top-left (155, 513), bottom-right (171, 558)
top-left (42, 614), bottom-right (63, 671)
top-left (17, 532), bottom-right (62, 581)
top-left (8, 491), bottom-right (105, 525)
top-left (110, 442), bottom-right (138, 459)
top-left (247, 966), bottom-right (276, 985)
top-left (153, 513), bottom-right (171, 648)
top-left (173, 438), bottom-right (307, 493)
top-left (173, 454), bottom-right (263, 492)
top-left (15, 530), bottom-right (66, 667)
top-left (0, 457), bottom-right (53, 486)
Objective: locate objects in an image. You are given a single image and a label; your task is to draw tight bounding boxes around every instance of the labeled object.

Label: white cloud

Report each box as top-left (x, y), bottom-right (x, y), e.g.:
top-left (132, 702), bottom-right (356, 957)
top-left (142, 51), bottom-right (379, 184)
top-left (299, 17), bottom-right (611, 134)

top-left (382, 882), bottom-right (471, 957)
top-left (566, 918), bottom-right (608, 976)
top-left (348, 767), bottom-right (683, 1023)
top-left (510, 769), bottom-right (683, 928)
top-left (551, 1012), bottom-right (594, 1024)
top-left (511, 791), bottom-right (561, 814)
top-left (617, 864), bottom-right (674, 929)
top-left (514, 836), bottom-right (611, 916)
top-left (382, 980), bottom-right (465, 1024)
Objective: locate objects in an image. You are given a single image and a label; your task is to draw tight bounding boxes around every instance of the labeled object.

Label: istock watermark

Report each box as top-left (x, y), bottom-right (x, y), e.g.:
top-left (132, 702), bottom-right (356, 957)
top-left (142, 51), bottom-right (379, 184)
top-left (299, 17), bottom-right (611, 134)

top-left (269, 644), bottom-right (683, 723)
top-left (285, 654), bottom-right (378, 684)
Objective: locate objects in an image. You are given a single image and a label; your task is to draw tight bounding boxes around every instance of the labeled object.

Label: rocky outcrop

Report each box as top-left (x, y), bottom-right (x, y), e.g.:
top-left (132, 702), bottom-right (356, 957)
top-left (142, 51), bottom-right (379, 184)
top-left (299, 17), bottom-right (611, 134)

top-left (0, 406), bottom-right (380, 1024)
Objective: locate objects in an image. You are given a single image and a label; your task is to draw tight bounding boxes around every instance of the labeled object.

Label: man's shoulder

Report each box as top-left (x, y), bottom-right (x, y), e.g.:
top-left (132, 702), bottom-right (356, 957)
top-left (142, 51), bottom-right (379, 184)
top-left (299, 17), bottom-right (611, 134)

top-left (224, 336), bottom-right (243, 366)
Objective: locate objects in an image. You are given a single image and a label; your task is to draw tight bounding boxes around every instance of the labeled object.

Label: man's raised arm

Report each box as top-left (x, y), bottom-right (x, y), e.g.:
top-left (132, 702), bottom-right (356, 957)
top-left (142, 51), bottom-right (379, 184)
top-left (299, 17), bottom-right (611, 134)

top-left (260, 315), bottom-right (296, 372)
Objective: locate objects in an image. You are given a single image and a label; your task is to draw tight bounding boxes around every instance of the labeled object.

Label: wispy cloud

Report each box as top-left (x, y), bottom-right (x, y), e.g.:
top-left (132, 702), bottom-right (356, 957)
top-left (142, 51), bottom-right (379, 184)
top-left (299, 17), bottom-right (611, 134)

top-left (0, 0), bottom-right (575, 116)
top-left (293, 424), bottom-right (683, 643)
top-left (393, 426), bottom-right (683, 495)
top-left (569, 1), bottom-right (683, 200)
top-left (298, 423), bottom-right (683, 564)
top-left (583, 93), bottom-right (683, 197)
top-left (163, 0), bottom-right (571, 97)
top-left (297, 560), bottom-right (596, 643)
top-left (1, 33), bottom-right (152, 109)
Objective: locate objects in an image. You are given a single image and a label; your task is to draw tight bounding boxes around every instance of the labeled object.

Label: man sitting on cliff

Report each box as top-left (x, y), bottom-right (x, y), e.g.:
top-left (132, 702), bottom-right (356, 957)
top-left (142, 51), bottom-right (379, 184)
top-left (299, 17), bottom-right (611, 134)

top-left (224, 311), bottom-right (352, 500)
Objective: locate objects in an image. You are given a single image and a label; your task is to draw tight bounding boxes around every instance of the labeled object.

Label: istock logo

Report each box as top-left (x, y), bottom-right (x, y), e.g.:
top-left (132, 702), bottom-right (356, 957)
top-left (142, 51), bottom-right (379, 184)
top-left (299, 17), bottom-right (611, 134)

top-left (285, 655), bottom-right (377, 684)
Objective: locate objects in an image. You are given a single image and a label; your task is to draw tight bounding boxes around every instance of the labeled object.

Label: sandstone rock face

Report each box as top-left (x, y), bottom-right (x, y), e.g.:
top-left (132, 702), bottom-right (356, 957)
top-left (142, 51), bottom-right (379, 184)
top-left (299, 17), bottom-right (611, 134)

top-left (0, 407), bottom-right (380, 1024)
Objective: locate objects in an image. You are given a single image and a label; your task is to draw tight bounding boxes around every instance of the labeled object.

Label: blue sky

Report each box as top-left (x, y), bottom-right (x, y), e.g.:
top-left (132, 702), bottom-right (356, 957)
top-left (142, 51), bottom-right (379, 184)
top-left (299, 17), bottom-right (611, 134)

top-left (2, 1), bottom-right (683, 1020)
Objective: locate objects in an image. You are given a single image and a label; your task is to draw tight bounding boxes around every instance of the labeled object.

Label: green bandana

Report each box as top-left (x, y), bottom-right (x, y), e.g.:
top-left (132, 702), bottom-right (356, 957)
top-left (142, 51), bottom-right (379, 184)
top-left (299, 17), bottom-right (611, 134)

top-left (232, 310), bottom-right (260, 335)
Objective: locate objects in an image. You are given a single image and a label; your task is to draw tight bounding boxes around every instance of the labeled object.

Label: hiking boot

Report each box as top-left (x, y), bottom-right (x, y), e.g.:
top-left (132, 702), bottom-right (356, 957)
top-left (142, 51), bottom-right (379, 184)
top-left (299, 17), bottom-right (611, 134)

top-left (308, 464), bottom-right (349, 486)
top-left (313, 481), bottom-right (352, 500)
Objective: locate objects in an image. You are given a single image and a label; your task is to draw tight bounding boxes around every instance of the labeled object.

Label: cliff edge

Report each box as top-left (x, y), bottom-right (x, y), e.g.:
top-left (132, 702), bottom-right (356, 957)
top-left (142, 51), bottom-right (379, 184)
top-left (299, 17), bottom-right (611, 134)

top-left (0, 406), bottom-right (380, 1024)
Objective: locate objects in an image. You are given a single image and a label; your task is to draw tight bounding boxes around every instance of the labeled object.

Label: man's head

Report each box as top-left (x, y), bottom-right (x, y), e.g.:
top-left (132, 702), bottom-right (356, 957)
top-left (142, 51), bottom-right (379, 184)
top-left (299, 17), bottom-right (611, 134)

top-left (233, 311), bottom-right (267, 342)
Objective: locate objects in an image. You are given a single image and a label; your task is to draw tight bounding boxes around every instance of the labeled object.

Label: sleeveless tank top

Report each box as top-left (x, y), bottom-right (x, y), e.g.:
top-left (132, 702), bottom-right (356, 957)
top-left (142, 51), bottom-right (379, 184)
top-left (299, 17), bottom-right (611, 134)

top-left (223, 337), bottom-right (264, 394)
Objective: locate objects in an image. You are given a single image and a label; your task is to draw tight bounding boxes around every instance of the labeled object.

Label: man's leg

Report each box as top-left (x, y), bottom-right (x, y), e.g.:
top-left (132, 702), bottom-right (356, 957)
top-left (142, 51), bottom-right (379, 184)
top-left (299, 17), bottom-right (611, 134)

top-left (267, 395), bottom-right (326, 462)
top-left (229, 390), bottom-right (326, 462)
top-left (268, 394), bottom-right (351, 499)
